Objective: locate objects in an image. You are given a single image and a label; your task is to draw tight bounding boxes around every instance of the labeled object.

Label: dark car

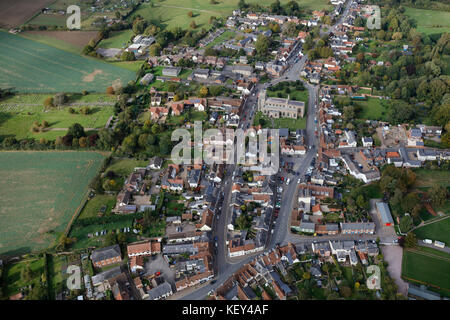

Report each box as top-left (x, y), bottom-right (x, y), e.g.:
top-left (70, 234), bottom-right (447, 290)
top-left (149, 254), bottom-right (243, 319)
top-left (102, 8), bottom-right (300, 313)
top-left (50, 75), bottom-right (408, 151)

top-left (211, 280), bottom-right (217, 285)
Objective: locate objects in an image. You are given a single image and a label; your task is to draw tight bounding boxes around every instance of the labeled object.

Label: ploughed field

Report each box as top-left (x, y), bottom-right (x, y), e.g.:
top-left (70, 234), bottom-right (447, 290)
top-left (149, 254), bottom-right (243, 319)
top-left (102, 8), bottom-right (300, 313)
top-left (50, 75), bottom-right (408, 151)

top-left (0, 151), bottom-right (105, 255)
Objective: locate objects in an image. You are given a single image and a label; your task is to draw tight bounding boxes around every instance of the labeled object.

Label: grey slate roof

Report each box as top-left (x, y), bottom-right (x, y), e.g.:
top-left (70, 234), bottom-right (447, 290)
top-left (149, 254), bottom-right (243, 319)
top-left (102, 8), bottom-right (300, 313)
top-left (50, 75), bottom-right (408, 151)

top-left (91, 244), bottom-right (121, 263)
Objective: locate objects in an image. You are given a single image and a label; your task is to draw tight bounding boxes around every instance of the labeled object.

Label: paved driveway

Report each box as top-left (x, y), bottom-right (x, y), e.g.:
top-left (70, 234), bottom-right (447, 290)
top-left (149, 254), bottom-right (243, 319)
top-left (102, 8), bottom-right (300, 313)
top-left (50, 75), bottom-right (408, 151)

top-left (381, 245), bottom-right (408, 296)
top-left (144, 254), bottom-right (176, 290)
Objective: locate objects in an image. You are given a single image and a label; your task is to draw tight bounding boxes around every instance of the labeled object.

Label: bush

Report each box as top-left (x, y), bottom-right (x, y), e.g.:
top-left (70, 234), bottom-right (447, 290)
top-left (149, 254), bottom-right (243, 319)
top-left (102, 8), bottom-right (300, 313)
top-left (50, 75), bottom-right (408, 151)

top-left (106, 86), bottom-right (115, 95)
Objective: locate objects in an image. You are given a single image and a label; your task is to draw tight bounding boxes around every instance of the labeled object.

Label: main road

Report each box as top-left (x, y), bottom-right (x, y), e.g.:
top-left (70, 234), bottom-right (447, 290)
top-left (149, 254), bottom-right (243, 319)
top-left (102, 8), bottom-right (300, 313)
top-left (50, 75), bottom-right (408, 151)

top-left (180, 1), bottom-right (356, 300)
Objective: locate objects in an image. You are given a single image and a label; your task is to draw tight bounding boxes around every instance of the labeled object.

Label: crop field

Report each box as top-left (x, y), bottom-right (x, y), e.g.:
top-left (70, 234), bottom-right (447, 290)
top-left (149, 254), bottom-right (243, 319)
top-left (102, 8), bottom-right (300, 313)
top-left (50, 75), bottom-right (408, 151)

top-left (0, 0), bottom-right (54, 28)
top-left (0, 151), bottom-right (105, 256)
top-left (0, 31), bottom-right (136, 93)
top-left (19, 31), bottom-right (99, 55)
top-left (402, 247), bottom-right (450, 292)
top-left (404, 7), bottom-right (450, 35)
top-left (131, 0), bottom-right (331, 31)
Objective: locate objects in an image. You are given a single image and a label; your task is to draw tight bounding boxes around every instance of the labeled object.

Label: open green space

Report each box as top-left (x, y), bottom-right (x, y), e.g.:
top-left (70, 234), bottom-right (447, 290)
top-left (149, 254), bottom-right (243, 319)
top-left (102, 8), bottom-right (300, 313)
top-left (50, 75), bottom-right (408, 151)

top-left (354, 97), bottom-right (387, 121)
top-left (99, 29), bottom-right (134, 49)
top-left (131, 0), bottom-right (331, 32)
top-left (205, 30), bottom-right (236, 49)
top-left (105, 158), bottom-right (149, 176)
top-left (0, 103), bottom-right (114, 140)
top-left (0, 31), bottom-right (135, 93)
top-left (402, 247), bottom-right (450, 292)
top-left (404, 7), bottom-right (450, 35)
top-left (0, 151), bottom-right (106, 255)
top-left (414, 218), bottom-right (450, 245)
top-left (413, 169), bottom-right (450, 189)
top-left (77, 194), bottom-right (117, 220)
top-left (3, 256), bottom-right (46, 297)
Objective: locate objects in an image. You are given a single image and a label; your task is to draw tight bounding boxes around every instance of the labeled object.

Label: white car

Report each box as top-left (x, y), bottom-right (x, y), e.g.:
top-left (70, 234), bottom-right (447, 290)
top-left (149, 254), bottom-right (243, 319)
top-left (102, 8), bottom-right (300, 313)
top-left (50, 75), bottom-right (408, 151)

top-left (286, 178), bottom-right (290, 185)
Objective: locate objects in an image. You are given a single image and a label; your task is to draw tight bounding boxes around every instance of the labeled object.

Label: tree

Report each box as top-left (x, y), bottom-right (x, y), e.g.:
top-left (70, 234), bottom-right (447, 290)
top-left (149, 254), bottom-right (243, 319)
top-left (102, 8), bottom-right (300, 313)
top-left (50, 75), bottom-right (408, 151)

top-left (429, 185), bottom-right (447, 208)
top-left (198, 86), bottom-right (209, 98)
top-left (21, 263), bottom-right (32, 282)
top-left (44, 97), bottom-right (54, 108)
top-left (190, 21), bottom-right (197, 29)
top-left (187, 11), bottom-right (193, 17)
top-left (149, 43), bottom-right (162, 56)
top-left (399, 215), bottom-right (413, 233)
top-left (255, 34), bottom-right (271, 56)
top-left (105, 232), bottom-right (118, 246)
top-left (340, 286), bottom-right (352, 298)
top-left (238, 0), bottom-right (247, 10)
top-left (53, 92), bottom-right (68, 106)
top-left (79, 136), bottom-right (88, 148)
top-left (404, 232), bottom-right (417, 248)
top-left (132, 18), bottom-right (146, 34)
top-left (106, 86), bottom-right (115, 95)
top-left (67, 123), bottom-right (86, 138)
top-left (121, 51), bottom-right (135, 61)
top-left (80, 106), bottom-right (91, 115)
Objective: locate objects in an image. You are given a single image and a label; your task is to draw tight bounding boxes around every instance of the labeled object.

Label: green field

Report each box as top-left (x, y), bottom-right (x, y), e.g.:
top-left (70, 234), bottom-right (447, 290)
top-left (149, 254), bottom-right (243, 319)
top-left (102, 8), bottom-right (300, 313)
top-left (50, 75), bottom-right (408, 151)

top-left (99, 30), bottom-right (134, 49)
top-left (131, 0), bottom-right (331, 31)
top-left (402, 247), bottom-right (450, 292)
top-left (355, 97), bottom-right (387, 121)
top-left (77, 194), bottom-right (117, 220)
top-left (0, 31), bottom-right (136, 93)
top-left (414, 218), bottom-right (450, 245)
top-left (3, 256), bottom-right (46, 297)
top-left (0, 151), bottom-right (105, 255)
top-left (404, 7), bottom-right (450, 35)
top-left (105, 158), bottom-right (149, 176)
top-left (0, 104), bottom-right (114, 140)
top-left (413, 169), bottom-right (450, 189)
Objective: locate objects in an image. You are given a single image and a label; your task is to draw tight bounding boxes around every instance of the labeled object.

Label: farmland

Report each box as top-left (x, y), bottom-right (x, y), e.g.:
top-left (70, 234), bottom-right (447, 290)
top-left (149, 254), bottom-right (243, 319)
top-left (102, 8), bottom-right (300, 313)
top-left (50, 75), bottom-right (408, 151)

top-left (0, 0), bottom-right (53, 28)
top-left (19, 31), bottom-right (99, 55)
top-left (404, 7), bottom-right (450, 35)
top-left (25, 0), bottom-right (138, 30)
top-left (0, 151), bottom-right (106, 255)
top-left (0, 93), bottom-right (116, 140)
top-left (0, 31), bottom-right (136, 93)
top-left (402, 247), bottom-right (450, 294)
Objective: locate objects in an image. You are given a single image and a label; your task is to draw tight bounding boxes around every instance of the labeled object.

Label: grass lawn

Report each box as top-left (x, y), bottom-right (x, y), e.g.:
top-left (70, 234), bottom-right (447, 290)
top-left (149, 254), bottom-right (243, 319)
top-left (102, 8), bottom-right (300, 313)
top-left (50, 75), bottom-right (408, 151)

top-left (105, 158), bottom-right (149, 176)
top-left (354, 97), bottom-right (387, 121)
top-left (0, 103), bottom-right (114, 140)
top-left (77, 194), bottom-right (117, 220)
top-left (106, 60), bottom-right (144, 72)
top-left (0, 151), bottom-right (105, 255)
top-left (273, 117), bottom-right (307, 130)
top-left (206, 30), bottom-right (236, 49)
top-left (414, 218), bottom-right (450, 244)
top-left (413, 169), bottom-right (450, 189)
top-left (47, 254), bottom-right (68, 299)
top-left (98, 30), bottom-right (134, 49)
top-left (404, 7), bottom-right (450, 35)
top-left (3, 256), bottom-right (46, 297)
top-left (402, 247), bottom-right (450, 292)
top-left (69, 219), bottom-right (134, 250)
